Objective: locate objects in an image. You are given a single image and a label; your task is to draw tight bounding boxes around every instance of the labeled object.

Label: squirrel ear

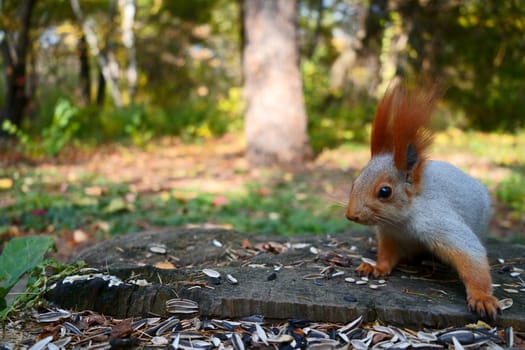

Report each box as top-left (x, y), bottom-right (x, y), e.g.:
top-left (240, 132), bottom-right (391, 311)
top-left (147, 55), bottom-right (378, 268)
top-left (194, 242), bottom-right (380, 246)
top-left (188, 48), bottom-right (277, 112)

top-left (406, 143), bottom-right (418, 171)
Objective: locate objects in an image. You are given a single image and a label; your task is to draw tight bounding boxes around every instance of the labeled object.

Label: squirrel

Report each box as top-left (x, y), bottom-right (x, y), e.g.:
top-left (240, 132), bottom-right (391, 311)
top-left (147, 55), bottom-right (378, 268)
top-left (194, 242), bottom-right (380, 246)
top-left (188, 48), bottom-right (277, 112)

top-left (345, 83), bottom-right (501, 319)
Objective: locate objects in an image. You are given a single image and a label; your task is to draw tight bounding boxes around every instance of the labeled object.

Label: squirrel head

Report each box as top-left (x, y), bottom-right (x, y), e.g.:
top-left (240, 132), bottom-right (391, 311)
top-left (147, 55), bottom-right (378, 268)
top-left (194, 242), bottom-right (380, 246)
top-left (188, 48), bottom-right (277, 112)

top-left (346, 84), bottom-right (438, 226)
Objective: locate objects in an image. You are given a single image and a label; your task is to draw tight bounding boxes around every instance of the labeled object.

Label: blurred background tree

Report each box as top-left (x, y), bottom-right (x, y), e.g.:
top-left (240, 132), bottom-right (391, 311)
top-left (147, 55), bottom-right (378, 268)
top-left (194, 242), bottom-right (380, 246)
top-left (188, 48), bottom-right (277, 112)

top-left (1, 0), bottom-right (524, 162)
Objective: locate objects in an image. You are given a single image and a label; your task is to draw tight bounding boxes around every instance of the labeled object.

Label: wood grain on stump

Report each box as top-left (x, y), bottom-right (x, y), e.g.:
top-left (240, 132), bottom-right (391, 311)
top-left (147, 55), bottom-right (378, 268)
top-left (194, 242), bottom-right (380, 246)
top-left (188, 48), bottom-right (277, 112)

top-left (45, 228), bottom-right (525, 329)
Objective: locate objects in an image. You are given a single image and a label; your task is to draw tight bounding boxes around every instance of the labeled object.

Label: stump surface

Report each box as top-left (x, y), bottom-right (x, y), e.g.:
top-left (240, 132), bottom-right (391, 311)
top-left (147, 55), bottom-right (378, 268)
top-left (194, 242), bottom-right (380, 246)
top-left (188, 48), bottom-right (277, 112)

top-left (45, 228), bottom-right (525, 329)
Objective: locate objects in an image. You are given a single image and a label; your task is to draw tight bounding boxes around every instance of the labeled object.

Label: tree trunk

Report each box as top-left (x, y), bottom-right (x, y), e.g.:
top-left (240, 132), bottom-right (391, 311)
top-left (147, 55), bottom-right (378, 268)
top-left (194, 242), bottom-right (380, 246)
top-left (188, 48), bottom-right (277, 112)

top-left (96, 68), bottom-right (106, 106)
top-left (0, 0), bottom-right (37, 131)
top-left (78, 33), bottom-right (91, 105)
top-left (242, 0), bottom-right (311, 167)
top-left (119, 0), bottom-right (138, 103)
top-left (70, 0), bottom-right (122, 107)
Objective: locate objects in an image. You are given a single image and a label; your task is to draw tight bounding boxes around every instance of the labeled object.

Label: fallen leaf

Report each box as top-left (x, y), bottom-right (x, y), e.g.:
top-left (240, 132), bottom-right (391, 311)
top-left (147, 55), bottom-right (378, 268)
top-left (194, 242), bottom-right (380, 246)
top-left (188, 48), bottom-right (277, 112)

top-left (155, 261), bottom-right (177, 269)
top-left (212, 196), bottom-right (228, 207)
top-left (73, 229), bottom-right (89, 243)
top-left (0, 178), bottom-right (13, 190)
top-left (103, 197), bottom-right (133, 213)
top-left (110, 319), bottom-right (133, 339)
top-left (241, 239), bottom-right (252, 249)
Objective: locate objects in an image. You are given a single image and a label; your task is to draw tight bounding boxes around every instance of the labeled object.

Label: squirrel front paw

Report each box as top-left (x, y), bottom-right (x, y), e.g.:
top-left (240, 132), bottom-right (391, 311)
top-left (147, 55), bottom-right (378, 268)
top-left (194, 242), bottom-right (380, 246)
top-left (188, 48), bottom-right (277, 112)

top-left (467, 291), bottom-right (501, 320)
top-left (355, 262), bottom-right (390, 278)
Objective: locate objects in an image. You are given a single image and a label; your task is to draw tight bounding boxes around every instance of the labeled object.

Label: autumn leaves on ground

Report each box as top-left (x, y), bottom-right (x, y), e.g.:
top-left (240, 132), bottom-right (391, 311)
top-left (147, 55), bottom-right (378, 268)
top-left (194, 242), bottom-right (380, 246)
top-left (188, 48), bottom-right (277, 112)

top-left (0, 130), bottom-right (524, 264)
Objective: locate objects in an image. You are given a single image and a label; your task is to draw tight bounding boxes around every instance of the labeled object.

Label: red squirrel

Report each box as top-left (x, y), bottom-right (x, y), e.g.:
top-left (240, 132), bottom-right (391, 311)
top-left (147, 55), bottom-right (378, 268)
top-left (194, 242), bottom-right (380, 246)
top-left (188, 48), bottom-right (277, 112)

top-left (345, 84), bottom-right (501, 319)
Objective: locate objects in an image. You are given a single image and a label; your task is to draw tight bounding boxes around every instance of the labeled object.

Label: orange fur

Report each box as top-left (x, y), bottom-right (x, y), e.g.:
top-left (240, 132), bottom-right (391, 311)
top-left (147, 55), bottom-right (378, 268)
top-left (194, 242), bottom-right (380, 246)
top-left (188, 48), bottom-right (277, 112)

top-left (370, 88), bottom-right (395, 156)
top-left (356, 233), bottom-right (401, 277)
top-left (434, 246), bottom-right (500, 319)
top-left (370, 84), bottom-right (439, 185)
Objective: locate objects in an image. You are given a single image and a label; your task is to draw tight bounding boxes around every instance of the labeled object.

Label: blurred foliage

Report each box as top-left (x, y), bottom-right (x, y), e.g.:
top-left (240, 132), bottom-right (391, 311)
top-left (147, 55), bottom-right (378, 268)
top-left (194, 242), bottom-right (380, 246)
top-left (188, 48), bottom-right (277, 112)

top-left (374, 0), bottom-right (525, 130)
top-left (1, 0), bottom-right (525, 151)
top-left (496, 170), bottom-right (525, 216)
top-left (3, 98), bottom-right (79, 157)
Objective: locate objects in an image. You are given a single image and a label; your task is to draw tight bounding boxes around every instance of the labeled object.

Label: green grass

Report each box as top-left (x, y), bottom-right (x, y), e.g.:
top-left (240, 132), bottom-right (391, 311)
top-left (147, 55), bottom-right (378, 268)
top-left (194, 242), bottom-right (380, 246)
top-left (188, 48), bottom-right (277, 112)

top-left (0, 169), bottom-right (352, 241)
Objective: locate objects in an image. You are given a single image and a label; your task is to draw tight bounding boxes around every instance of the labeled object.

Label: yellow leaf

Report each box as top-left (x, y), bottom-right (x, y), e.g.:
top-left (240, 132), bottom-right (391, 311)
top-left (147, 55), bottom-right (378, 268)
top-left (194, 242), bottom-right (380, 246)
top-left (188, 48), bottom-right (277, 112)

top-left (0, 178), bottom-right (13, 190)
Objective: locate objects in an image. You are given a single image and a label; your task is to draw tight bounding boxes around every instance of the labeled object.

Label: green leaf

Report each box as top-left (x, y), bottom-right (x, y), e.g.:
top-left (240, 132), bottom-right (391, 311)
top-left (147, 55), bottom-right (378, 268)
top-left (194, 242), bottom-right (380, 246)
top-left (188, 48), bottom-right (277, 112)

top-left (103, 197), bottom-right (133, 214)
top-left (0, 236), bottom-right (55, 298)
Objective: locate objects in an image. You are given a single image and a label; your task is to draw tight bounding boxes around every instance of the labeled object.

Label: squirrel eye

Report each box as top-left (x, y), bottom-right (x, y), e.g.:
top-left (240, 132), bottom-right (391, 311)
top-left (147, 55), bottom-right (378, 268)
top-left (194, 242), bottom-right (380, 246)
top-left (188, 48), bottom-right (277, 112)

top-left (377, 186), bottom-right (392, 199)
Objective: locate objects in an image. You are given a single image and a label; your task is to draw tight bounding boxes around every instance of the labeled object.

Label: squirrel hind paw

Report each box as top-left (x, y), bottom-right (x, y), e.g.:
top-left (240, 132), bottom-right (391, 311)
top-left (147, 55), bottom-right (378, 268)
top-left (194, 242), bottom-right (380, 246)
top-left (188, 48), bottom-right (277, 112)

top-left (467, 294), bottom-right (501, 320)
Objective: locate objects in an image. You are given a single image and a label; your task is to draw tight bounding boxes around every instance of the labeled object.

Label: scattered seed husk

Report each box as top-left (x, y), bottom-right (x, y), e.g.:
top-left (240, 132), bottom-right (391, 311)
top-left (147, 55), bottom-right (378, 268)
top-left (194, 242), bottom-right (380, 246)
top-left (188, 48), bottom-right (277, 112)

top-left (505, 327), bottom-right (514, 348)
top-left (51, 336), bottom-right (71, 348)
top-left (232, 332), bottom-right (245, 350)
top-left (345, 277), bottom-right (356, 283)
top-left (338, 315), bottom-right (363, 333)
top-left (149, 243), bottom-right (167, 254)
top-left (303, 273), bottom-right (325, 280)
top-left (255, 323), bottom-right (268, 345)
top-left (350, 339), bottom-right (369, 350)
top-left (503, 288), bottom-right (519, 294)
top-left (28, 336), bottom-right (53, 350)
top-left (166, 298), bottom-right (199, 314)
top-left (151, 336), bottom-right (169, 345)
top-left (499, 298), bottom-right (513, 310)
top-left (331, 271), bottom-right (345, 278)
top-left (63, 321), bottom-right (83, 336)
top-left (361, 257), bottom-right (377, 266)
top-left (267, 334), bottom-right (294, 343)
top-left (129, 278), bottom-right (151, 286)
top-left (417, 331), bottom-right (437, 342)
top-left (212, 239), bottom-right (223, 247)
top-left (36, 309), bottom-right (71, 323)
top-left (155, 316), bottom-right (181, 336)
top-left (10, 307), bottom-right (518, 350)
top-left (202, 268), bottom-right (221, 279)
top-left (226, 273), bottom-right (238, 285)
top-left (452, 336), bottom-right (465, 350)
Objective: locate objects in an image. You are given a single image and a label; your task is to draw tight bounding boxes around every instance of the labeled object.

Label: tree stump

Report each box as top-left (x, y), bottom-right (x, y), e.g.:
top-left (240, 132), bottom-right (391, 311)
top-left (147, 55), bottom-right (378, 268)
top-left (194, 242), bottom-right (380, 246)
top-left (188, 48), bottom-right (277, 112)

top-left (45, 228), bottom-right (525, 329)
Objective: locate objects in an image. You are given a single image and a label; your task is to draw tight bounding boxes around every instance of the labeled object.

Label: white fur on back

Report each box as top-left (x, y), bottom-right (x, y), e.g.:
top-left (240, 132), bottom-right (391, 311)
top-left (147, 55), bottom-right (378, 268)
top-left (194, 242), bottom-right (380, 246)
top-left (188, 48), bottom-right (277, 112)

top-left (408, 160), bottom-right (491, 263)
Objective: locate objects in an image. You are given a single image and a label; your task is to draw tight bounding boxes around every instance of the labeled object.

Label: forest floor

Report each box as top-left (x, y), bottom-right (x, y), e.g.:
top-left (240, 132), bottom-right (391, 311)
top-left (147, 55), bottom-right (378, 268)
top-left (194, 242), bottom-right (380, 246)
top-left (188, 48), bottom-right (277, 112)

top-left (1, 132), bottom-right (524, 348)
top-left (1, 131), bottom-right (524, 262)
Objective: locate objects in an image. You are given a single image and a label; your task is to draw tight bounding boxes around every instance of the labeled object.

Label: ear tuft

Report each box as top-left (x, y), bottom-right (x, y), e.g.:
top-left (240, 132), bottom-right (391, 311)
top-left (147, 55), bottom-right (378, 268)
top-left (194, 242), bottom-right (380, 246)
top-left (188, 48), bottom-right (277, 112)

top-left (370, 82), bottom-right (440, 184)
top-left (370, 86), bottom-right (396, 156)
